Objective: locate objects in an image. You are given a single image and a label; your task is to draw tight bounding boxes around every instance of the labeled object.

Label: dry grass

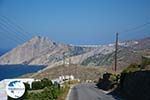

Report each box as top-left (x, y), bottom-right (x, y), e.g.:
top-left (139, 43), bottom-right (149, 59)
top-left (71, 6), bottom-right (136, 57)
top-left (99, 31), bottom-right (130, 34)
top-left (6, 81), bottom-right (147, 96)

top-left (57, 84), bottom-right (70, 100)
top-left (32, 64), bottom-right (103, 82)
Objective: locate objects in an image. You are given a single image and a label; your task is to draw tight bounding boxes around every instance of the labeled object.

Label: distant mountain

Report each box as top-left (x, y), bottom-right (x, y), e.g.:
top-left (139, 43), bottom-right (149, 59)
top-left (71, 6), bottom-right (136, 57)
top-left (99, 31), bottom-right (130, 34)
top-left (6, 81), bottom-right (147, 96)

top-left (0, 36), bottom-right (149, 70)
top-left (81, 37), bottom-right (150, 69)
top-left (0, 36), bottom-right (92, 65)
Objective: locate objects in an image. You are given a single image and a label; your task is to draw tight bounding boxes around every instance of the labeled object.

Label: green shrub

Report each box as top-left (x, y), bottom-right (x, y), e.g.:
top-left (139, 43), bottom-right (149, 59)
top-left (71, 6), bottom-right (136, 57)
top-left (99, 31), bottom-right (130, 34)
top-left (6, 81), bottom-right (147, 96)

top-left (31, 78), bottom-right (53, 90)
top-left (24, 78), bottom-right (62, 100)
top-left (41, 78), bottom-right (52, 87)
top-left (32, 81), bottom-right (43, 90)
top-left (24, 82), bottom-right (30, 90)
top-left (122, 63), bottom-right (140, 73)
top-left (141, 56), bottom-right (150, 69)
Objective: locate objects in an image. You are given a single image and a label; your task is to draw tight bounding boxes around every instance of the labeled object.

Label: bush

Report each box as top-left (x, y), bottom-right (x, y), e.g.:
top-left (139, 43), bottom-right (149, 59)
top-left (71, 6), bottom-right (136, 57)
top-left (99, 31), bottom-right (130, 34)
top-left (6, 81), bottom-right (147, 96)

top-left (24, 82), bottom-right (30, 90)
top-left (41, 78), bottom-right (52, 87)
top-left (26, 86), bottom-right (61, 100)
top-left (141, 56), bottom-right (150, 69)
top-left (24, 78), bottom-right (62, 100)
top-left (31, 78), bottom-right (53, 90)
top-left (122, 63), bottom-right (140, 73)
top-left (32, 81), bottom-right (43, 90)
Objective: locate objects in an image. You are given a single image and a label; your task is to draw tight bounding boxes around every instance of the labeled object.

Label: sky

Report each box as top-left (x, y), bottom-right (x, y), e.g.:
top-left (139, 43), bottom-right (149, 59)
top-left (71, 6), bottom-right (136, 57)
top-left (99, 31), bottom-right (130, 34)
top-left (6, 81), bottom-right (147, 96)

top-left (0, 0), bottom-right (150, 49)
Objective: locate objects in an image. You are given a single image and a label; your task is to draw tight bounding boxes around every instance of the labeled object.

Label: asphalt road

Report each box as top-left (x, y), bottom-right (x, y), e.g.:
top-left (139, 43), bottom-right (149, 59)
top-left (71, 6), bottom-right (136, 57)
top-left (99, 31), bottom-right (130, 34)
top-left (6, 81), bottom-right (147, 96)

top-left (68, 83), bottom-right (119, 100)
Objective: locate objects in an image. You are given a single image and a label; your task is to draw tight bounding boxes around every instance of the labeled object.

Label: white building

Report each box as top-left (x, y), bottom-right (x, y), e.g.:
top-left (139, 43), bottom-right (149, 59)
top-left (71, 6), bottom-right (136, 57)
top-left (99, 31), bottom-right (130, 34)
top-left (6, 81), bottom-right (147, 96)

top-left (59, 75), bottom-right (75, 81)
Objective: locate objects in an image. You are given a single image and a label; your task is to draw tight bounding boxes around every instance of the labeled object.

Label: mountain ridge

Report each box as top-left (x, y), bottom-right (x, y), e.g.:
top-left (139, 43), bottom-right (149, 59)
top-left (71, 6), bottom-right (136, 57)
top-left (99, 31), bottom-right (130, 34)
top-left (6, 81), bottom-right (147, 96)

top-left (0, 36), bottom-right (93, 65)
top-left (0, 36), bottom-right (149, 70)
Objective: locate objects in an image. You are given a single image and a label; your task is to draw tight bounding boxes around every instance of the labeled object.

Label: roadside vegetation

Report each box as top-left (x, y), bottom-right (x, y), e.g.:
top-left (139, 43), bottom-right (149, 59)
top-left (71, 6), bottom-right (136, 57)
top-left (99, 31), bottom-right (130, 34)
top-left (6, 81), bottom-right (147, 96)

top-left (96, 56), bottom-right (150, 100)
top-left (8, 78), bottom-right (70, 100)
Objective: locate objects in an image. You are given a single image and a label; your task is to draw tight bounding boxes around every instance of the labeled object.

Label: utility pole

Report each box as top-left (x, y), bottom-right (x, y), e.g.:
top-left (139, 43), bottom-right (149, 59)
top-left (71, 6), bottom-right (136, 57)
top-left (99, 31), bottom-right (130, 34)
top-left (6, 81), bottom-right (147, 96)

top-left (68, 55), bottom-right (71, 84)
top-left (114, 33), bottom-right (119, 72)
top-left (68, 56), bottom-right (71, 75)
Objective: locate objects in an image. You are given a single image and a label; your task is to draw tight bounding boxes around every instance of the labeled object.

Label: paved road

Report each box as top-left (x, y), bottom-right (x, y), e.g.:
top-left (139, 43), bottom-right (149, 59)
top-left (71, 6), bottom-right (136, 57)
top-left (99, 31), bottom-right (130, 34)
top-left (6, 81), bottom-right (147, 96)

top-left (68, 83), bottom-right (119, 100)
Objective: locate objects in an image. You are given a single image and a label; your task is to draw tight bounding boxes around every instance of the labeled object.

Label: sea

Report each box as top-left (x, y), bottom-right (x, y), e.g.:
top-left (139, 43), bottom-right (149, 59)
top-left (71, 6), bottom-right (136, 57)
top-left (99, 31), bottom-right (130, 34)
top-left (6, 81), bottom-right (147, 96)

top-left (0, 64), bottom-right (47, 81)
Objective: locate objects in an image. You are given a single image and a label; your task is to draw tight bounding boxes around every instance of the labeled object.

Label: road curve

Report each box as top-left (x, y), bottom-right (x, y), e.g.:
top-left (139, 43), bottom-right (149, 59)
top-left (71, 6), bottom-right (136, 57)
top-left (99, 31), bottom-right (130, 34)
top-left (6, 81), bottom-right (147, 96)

top-left (68, 83), bottom-right (118, 100)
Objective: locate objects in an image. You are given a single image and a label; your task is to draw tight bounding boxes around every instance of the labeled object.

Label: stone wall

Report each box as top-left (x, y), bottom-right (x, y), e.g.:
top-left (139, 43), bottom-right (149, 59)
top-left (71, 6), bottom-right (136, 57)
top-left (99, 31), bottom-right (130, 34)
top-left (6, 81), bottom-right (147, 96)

top-left (119, 71), bottom-right (150, 100)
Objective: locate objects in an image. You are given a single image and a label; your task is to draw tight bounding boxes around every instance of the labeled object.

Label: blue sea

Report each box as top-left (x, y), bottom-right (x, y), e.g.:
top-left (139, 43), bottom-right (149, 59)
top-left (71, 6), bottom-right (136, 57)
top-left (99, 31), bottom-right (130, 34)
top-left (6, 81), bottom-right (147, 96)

top-left (0, 64), bottom-right (47, 81)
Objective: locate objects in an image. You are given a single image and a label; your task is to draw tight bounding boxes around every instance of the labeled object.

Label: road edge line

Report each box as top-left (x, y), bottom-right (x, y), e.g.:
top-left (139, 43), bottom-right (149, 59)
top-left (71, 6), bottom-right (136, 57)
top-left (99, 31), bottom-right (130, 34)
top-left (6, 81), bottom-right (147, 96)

top-left (65, 85), bottom-right (74, 100)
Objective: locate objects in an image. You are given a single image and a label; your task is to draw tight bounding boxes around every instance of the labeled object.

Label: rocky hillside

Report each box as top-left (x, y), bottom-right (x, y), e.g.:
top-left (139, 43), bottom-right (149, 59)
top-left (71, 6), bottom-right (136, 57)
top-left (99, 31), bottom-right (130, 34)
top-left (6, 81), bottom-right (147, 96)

top-left (31, 64), bottom-right (103, 81)
top-left (0, 36), bottom-right (92, 65)
top-left (0, 36), bottom-right (149, 70)
top-left (81, 37), bottom-right (150, 69)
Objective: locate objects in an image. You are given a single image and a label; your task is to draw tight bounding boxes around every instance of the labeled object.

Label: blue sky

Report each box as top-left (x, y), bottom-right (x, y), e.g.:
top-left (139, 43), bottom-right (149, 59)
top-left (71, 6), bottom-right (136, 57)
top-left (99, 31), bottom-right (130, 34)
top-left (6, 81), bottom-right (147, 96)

top-left (0, 0), bottom-right (150, 49)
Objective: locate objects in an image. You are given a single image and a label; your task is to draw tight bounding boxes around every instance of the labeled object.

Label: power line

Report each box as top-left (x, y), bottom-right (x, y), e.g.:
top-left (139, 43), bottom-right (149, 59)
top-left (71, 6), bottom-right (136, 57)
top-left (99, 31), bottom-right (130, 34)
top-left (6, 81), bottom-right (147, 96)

top-left (113, 22), bottom-right (150, 72)
top-left (0, 18), bottom-right (27, 41)
top-left (0, 15), bottom-right (30, 37)
top-left (0, 15), bottom-right (33, 47)
top-left (120, 22), bottom-right (150, 33)
top-left (0, 26), bottom-right (23, 44)
top-left (0, 15), bottom-right (30, 39)
top-left (0, 21), bottom-right (26, 42)
top-left (0, 19), bottom-right (27, 43)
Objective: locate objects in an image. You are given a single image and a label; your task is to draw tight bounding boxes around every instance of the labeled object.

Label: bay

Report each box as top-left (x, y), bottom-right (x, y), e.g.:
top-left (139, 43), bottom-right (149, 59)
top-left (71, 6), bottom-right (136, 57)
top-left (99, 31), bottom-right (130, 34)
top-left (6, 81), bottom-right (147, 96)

top-left (0, 64), bottom-right (46, 81)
